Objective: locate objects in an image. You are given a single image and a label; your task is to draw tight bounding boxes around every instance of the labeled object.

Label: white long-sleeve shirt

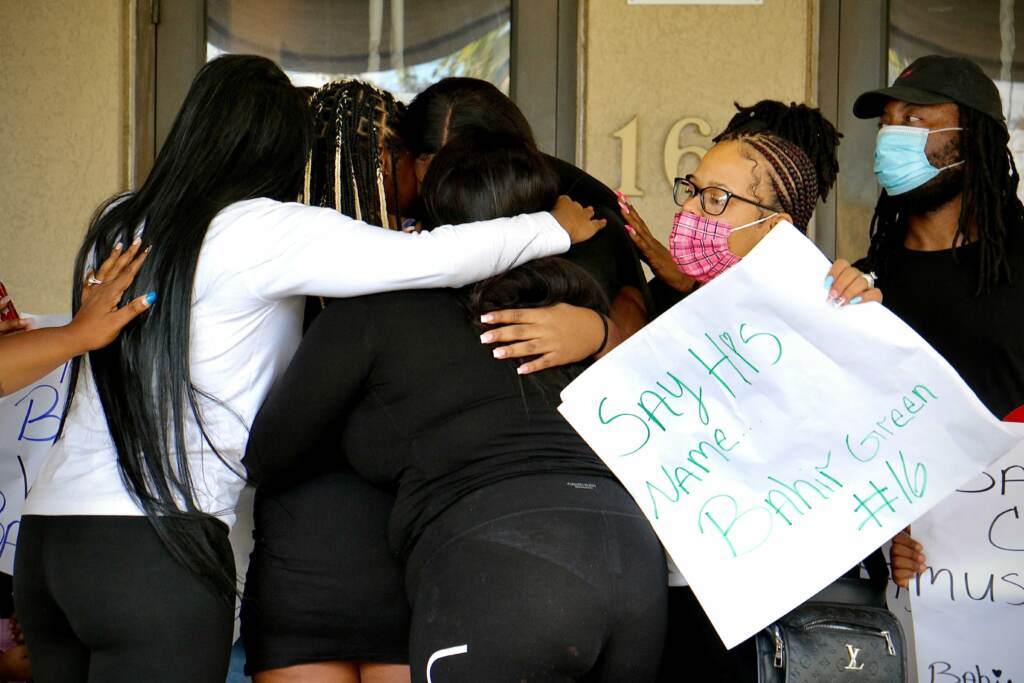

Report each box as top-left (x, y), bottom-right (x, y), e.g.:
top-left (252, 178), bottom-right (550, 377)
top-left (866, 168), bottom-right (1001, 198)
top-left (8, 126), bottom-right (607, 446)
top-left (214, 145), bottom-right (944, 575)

top-left (24, 198), bottom-right (570, 527)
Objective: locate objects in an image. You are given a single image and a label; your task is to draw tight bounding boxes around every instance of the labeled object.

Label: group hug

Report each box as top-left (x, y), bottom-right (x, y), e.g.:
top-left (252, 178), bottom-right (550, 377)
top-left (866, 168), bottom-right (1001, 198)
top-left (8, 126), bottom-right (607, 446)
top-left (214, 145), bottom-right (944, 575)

top-left (0, 50), bottom-right (1020, 683)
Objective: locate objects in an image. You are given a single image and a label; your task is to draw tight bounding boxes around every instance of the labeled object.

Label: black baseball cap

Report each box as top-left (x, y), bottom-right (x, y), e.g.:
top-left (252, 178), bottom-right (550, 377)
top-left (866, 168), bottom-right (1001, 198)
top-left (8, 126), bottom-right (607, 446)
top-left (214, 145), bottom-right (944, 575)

top-left (853, 54), bottom-right (1005, 126)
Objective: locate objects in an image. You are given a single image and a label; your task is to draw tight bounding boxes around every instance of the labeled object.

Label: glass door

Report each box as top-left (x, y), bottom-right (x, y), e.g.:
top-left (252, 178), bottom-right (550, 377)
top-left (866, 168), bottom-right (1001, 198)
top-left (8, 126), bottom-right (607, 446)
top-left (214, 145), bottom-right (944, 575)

top-left (134, 0), bottom-right (577, 184)
top-left (206, 0), bottom-right (511, 99)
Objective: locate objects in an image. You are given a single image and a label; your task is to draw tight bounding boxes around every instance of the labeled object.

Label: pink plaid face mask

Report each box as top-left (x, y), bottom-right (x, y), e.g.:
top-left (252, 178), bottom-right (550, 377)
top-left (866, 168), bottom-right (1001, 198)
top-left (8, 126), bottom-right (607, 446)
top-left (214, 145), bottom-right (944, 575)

top-left (668, 210), bottom-right (778, 283)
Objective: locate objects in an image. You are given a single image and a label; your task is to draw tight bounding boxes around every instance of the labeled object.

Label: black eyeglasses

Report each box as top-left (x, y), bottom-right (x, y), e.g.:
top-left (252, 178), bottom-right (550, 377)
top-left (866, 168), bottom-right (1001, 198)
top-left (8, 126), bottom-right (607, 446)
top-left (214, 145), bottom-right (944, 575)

top-left (673, 176), bottom-right (780, 216)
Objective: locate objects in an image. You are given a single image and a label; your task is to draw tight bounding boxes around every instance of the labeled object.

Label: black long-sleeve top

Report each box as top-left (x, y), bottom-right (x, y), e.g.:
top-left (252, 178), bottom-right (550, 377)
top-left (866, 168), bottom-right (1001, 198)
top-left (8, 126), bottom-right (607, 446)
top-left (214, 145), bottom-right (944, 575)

top-left (545, 155), bottom-right (653, 313)
top-left (244, 289), bottom-right (612, 559)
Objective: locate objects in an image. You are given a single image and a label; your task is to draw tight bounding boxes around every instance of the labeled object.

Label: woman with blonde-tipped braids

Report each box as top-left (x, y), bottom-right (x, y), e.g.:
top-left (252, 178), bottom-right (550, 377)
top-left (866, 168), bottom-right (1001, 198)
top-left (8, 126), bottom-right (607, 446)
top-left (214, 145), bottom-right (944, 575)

top-left (241, 80), bottom-right (418, 683)
top-left (305, 80), bottom-right (416, 229)
top-left (298, 81), bottom-right (419, 331)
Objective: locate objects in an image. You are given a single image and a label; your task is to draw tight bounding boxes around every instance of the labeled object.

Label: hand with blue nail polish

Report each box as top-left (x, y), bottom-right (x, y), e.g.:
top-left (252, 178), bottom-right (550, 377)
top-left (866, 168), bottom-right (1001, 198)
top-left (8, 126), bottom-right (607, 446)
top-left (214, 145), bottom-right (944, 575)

top-left (0, 243), bottom-right (153, 397)
top-left (824, 259), bottom-right (883, 307)
top-left (69, 241), bottom-right (155, 351)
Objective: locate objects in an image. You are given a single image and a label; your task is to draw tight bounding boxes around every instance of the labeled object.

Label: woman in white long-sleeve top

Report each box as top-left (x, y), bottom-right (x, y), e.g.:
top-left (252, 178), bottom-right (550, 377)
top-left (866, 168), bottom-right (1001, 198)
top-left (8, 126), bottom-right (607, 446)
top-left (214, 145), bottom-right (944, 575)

top-left (14, 55), bottom-right (602, 683)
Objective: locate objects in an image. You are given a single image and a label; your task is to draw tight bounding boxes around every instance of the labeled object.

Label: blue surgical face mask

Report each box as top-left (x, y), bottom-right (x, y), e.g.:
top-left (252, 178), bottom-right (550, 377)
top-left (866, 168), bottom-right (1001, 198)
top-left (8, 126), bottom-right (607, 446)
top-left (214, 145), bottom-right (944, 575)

top-left (873, 125), bottom-right (964, 196)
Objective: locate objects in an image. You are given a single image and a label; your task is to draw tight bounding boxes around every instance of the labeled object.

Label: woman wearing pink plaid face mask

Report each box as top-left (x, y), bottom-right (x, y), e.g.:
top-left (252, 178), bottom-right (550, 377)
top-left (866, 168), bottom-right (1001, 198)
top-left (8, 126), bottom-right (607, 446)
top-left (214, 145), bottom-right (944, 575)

top-left (481, 106), bottom-right (882, 385)
top-left (619, 131), bottom-right (882, 309)
top-left (620, 115), bottom-right (888, 683)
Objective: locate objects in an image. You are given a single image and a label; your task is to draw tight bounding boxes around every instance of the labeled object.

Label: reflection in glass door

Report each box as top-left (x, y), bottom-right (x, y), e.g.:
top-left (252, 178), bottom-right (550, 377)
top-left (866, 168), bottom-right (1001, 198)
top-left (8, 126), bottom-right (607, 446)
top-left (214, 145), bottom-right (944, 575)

top-left (206, 0), bottom-right (512, 101)
top-left (140, 0), bottom-right (575, 186)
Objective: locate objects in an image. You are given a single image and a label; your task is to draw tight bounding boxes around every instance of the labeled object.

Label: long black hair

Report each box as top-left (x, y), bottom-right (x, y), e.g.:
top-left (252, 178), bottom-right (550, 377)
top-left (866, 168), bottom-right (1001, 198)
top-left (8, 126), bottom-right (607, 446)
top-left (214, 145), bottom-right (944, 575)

top-left (421, 131), bottom-right (608, 384)
top-left (62, 54), bottom-right (313, 600)
top-left (865, 105), bottom-right (1024, 294)
top-left (399, 77), bottom-right (536, 158)
top-left (305, 80), bottom-right (406, 227)
top-left (715, 99), bottom-right (842, 202)
top-left (420, 131), bottom-right (557, 231)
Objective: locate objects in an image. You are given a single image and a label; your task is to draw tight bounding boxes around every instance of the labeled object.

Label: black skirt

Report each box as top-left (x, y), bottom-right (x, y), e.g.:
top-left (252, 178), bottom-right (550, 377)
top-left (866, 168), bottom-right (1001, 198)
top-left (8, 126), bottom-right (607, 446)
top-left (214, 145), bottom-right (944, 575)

top-left (241, 471), bottom-right (409, 674)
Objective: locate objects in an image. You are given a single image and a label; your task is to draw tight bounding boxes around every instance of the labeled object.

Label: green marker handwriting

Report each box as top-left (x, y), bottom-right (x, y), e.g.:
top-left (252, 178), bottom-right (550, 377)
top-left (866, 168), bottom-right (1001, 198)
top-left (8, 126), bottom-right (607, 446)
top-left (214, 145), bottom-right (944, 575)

top-left (645, 427), bottom-right (739, 519)
top-left (688, 324), bottom-right (783, 398)
top-left (846, 384), bottom-right (937, 463)
top-left (764, 450), bottom-right (845, 526)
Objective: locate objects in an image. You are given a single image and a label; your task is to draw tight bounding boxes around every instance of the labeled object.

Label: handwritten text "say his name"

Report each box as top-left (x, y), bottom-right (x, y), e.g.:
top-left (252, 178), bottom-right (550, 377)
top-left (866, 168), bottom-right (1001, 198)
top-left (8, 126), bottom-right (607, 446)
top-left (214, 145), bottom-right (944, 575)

top-left (591, 323), bottom-right (783, 508)
top-left (598, 321), bottom-right (778, 458)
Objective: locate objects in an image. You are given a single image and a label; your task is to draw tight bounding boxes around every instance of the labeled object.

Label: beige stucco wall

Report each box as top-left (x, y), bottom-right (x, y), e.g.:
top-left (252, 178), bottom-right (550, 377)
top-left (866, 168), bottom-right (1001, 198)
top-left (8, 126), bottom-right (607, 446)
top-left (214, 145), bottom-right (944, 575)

top-left (0, 1), bottom-right (819, 312)
top-left (0, 1), bottom-right (130, 315)
top-left (581, 0), bottom-right (818, 247)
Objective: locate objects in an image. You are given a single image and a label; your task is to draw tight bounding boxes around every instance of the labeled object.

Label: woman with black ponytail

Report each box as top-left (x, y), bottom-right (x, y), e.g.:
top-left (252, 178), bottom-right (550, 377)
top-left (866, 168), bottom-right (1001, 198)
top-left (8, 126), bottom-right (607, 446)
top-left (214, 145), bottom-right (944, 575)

top-left (244, 131), bottom-right (669, 683)
top-left (14, 56), bottom-right (602, 683)
top-left (400, 77), bottom-right (651, 373)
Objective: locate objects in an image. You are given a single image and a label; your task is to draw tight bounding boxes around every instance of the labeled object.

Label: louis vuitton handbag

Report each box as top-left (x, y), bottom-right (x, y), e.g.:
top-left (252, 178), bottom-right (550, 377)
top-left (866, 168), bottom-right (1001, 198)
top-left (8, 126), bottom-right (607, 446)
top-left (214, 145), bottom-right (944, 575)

top-left (754, 553), bottom-right (907, 682)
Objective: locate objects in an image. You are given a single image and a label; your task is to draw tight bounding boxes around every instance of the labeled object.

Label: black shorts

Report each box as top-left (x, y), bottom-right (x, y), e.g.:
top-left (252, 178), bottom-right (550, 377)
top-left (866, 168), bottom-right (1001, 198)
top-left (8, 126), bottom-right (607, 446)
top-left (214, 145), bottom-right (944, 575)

top-left (241, 471), bottom-right (410, 673)
top-left (405, 474), bottom-right (668, 683)
top-left (15, 515), bottom-right (234, 683)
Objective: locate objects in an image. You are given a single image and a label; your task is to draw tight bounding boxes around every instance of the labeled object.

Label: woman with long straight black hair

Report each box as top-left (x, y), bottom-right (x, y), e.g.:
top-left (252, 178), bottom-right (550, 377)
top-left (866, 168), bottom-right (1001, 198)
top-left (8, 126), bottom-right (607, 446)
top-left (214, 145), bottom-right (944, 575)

top-left (14, 55), bottom-right (601, 683)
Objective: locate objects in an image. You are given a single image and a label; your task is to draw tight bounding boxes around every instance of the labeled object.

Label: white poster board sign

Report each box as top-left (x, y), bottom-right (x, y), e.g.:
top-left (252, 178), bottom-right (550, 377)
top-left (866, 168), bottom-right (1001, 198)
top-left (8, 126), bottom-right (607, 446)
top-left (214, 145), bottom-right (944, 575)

top-left (907, 430), bottom-right (1024, 683)
top-left (0, 315), bottom-right (72, 575)
top-left (558, 224), bottom-right (1021, 648)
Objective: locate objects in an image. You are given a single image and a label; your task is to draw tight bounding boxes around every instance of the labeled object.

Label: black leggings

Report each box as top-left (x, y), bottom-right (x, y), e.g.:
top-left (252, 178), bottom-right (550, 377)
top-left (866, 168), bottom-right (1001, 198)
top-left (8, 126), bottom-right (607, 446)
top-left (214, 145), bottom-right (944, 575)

top-left (406, 474), bottom-right (668, 683)
top-left (14, 515), bottom-right (234, 683)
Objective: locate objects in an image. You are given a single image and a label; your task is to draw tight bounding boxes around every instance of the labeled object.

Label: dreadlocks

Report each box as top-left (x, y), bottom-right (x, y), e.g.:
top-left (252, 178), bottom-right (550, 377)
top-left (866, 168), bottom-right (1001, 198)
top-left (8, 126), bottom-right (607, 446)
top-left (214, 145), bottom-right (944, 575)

top-left (715, 100), bottom-right (842, 203)
top-left (866, 105), bottom-right (1024, 295)
top-left (305, 80), bottom-right (406, 229)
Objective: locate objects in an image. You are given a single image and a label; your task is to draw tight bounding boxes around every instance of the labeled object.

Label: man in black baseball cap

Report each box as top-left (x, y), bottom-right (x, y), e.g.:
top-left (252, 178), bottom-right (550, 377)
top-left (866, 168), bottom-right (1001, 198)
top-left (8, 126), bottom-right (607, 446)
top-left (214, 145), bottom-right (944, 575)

top-left (853, 54), bottom-right (1024, 591)
top-left (853, 54), bottom-right (1005, 125)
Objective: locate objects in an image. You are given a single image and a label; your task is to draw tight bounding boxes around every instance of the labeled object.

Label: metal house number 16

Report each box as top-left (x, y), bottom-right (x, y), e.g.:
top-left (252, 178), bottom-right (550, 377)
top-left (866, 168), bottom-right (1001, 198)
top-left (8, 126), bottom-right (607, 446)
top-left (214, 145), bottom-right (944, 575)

top-left (613, 115), bottom-right (713, 197)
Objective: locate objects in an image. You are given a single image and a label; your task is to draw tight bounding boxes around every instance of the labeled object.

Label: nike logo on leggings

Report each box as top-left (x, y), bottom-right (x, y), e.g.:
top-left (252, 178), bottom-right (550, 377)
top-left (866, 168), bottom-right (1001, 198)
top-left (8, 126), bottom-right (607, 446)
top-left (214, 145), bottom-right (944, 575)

top-left (426, 644), bottom-right (469, 683)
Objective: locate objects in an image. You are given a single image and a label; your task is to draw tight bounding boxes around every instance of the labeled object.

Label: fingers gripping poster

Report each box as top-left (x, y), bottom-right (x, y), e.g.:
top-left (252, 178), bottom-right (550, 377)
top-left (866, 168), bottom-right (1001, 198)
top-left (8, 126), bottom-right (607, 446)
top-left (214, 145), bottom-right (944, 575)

top-left (0, 315), bottom-right (72, 575)
top-left (558, 224), bottom-right (1021, 648)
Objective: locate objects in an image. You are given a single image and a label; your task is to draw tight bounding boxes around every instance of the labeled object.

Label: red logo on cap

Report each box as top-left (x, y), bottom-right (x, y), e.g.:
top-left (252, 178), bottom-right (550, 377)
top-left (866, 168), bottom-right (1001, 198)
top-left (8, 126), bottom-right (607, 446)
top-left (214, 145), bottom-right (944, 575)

top-left (900, 67), bottom-right (914, 78)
